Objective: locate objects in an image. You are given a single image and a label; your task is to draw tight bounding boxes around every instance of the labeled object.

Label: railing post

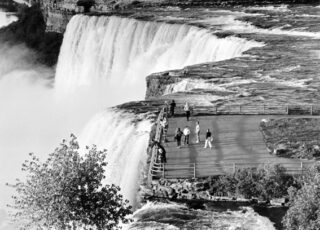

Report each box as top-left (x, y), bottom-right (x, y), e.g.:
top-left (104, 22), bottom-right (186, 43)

top-left (286, 105), bottom-right (289, 115)
top-left (233, 163), bottom-right (236, 174)
top-left (263, 105), bottom-right (265, 114)
top-left (193, 163), bottom-right (196, 178)
top-left (310, 105), bottom-right (313, 115)
top-left (215, 106), bottom-right (218, 114)
top-left (301, 162), bottom-right (303, 174)
top-left (239, 105), bottom-right (242, 114)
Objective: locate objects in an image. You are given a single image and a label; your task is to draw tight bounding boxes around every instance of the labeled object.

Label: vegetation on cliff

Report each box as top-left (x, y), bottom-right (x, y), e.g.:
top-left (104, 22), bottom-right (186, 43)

top-left (7, 135), bottom-right (132, 229)
top-left (0, 4), bottom-right (63, 67)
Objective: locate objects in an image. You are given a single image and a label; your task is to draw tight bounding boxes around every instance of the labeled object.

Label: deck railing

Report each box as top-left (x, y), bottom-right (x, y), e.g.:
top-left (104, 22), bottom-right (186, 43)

top-left (147, 108), bottom-right (165, 186)
top-left (155, 161), bottom-right (315, 180)
top-left (173, 104), bottom-right (320, 116)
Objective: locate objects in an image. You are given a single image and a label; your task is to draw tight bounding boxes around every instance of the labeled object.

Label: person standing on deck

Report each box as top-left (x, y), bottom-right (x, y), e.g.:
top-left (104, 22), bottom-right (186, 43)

top-left (184, 102), bottom-right (191, 121)
top-left (170, 100), bottom-right (176, 117)
top-left (174, 128), bottom-right (183, 148)
top-left (160, 117), bottom-right (169, 142)
top-left (195, 121), bottom-right (200, 143)
top-left (204, 129), bottom-right (212, 149)
top-left (183, 126), bottom-right (191, 145)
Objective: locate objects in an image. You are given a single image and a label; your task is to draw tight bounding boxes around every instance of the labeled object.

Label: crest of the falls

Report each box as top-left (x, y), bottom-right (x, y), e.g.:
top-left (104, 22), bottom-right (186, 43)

top-left (55, 15), bottom-right (262, 105)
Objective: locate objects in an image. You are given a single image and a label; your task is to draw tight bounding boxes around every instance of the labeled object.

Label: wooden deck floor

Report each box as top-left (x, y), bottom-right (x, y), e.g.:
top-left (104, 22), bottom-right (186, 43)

top-left (161, 115), bottom-right (312, 178)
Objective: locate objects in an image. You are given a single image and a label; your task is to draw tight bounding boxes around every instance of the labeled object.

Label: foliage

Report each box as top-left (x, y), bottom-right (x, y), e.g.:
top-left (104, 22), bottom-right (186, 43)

top-left (208, 164), bottom-right (298, 200)
top-left (7, 134), bottom-right (132, 230)
top-left (282, 163), bottom-right (320, 230)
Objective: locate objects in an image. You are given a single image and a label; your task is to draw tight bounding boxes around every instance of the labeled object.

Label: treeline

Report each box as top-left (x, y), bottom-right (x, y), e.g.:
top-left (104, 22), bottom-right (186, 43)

top-left (0, 4), bottom-right (63, 67)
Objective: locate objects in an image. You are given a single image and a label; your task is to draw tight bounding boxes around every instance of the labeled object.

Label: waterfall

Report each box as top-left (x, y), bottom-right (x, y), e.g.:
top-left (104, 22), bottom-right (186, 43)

top-left (55, 15), bottom-right (262, 105)
top-left (54, 15), bottom-right (263, 208)
top-left (79, 109), bottom-right (152, 207)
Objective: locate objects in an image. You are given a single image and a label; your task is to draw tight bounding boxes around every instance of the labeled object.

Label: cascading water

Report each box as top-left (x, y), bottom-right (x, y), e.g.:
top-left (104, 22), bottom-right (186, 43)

top-left (79, 109), bottom-right (152, 207)
top-left (52, 14), bottom-right (270, 227)
top-left (55, 15), bottom-right (262, 105)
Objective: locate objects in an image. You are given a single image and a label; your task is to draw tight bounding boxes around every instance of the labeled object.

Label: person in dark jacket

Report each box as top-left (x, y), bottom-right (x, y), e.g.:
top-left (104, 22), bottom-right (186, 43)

top-left (158, 145), bottom-right (167, 163)
top-left (174, 128), bottom-right (183, 148)
top-left (204, 129), bottom-right (212, 149)
top-left (170, 100), bottom-right (176, 117)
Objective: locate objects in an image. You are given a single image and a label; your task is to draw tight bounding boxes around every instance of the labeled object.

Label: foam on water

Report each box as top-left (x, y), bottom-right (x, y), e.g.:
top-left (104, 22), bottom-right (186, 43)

top-left (79, 109), bottom-right (152, 207)
top-left (128, 202), bottom-right (276, 230)
top-left (55, 15), bottom-right (262, 105)
top-left (0, 11), bottom-right (17, 28)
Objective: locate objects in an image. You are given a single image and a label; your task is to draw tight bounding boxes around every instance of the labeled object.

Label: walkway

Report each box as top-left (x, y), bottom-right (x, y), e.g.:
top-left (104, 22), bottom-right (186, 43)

top-left (161, 115), bottom-right (313, 178)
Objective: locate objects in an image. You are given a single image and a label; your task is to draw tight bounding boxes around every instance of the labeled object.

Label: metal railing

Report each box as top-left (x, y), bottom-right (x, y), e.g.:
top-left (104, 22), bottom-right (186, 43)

top-left (147, 108), bottom-right (165, 186)
top-left (173, 104), bottom-right (320, 116)
top-left (157, 161), bottom-right (315, 179)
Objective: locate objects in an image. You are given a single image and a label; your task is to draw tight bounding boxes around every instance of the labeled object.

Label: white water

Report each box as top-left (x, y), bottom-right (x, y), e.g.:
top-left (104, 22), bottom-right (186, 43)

top-left (79, 109), bottom-right (152, 207)
top-left (129, 202), bottom-right (276, 230)
top-left (55, 15), bottom-right (262, 105)
top-left (0, 10), bottom-right (17, 28)
top-left (0, 12), bottom-right (273, 229)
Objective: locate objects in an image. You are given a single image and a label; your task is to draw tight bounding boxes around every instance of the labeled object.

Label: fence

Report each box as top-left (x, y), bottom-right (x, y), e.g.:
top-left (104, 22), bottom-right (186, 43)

top-left (172, 104), bottom-right (320, 116)
top-left (152, 161), bottom-right (315, 180)
top-left (147, 108), bottom-right (165, 186)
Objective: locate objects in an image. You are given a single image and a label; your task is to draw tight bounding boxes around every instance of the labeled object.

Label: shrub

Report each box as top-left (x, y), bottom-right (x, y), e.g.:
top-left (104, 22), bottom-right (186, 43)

top-left (7, 134), bottom-right (132, 230)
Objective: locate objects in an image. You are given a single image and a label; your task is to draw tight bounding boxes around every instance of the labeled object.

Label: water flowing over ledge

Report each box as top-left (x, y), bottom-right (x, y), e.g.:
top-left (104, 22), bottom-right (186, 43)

top-left (54, 15), bottom-right (262, 106)
top-left (79, 109), bottom-right (153, 207)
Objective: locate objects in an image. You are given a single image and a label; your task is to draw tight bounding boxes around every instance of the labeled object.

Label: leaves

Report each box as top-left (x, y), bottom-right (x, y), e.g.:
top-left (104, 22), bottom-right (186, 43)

top-left (8, 135), bottom-right (132, 230)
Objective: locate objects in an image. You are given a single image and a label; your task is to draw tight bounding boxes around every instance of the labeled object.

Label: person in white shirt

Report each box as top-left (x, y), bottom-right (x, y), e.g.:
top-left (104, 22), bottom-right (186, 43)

top-left (183, 126), bottom-right (191, 145)
top-left (195, 121), bottom-right (200, 143)
top-left (184, 102), bottom-right (191, 121)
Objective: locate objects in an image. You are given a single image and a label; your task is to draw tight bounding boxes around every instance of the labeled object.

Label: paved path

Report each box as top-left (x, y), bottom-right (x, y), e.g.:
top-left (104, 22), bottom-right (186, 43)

top-left (161, 115), bottom-right (312, 178)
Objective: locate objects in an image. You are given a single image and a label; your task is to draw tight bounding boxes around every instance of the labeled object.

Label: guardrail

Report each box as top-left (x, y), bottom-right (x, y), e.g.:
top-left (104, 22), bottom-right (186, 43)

top-left (171, 104), bottom-right (320, 116)
top-left (154, 161), bottom-right (315, 180)
top-left (147, 108), bottom-right (165, 186)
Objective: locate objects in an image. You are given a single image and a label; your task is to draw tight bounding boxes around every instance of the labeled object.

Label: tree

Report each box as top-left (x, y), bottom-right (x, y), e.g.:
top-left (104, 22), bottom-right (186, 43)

top-left (282, 163), bottom-right (320, 230)
top-left (7, 134), bottom-right (132, 230)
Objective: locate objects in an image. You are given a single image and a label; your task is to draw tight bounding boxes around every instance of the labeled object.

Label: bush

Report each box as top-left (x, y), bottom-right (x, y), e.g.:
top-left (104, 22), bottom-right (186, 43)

top-left (282, 163), bottom-right (320, 230)
top-left (7, 134), bottom-right (132, 230)
top-left (208, 164), bottom-right (298, 200)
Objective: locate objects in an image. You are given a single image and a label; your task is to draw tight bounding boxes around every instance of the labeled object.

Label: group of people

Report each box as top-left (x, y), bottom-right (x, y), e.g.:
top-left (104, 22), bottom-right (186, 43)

top-left (165, 100), bottom-right (191, 121)
top-left (154, 101), bottom-right (213, 165)
top-left (174, 121), bottom-right (213, 149)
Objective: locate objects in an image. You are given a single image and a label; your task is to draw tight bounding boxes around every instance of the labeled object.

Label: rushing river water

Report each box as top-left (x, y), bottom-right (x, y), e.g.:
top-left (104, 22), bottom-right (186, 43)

top-left (0, 4), bottom-right (319, 229)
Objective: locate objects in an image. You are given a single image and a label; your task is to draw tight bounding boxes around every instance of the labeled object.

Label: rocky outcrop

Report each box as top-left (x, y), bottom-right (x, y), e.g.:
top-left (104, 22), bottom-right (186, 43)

top-left (0, 0), bottom-right (18, 11)
top-left (260, 118), bottom-right (320, 159)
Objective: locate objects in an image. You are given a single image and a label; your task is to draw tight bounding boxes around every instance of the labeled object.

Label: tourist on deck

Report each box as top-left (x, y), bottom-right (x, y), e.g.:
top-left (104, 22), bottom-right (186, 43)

top-left (170, 100), bottom-right (176, 117)
top-left (184, 102), bottom-right (191, 121)
top-left (204, 129), bottom-right (212, 149)
top-left (160, 117), bottom-right (169, 142)
top-left (183, 126), bottom-right (191, 145)
top-left (158, 145), bottom-right (167, 163)
top-left (164, 100), bottom-right (170, 115)
top-left (174, 128), bottom-right (183, 148)
top-left (195, 121), bottom-right (200, 143)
